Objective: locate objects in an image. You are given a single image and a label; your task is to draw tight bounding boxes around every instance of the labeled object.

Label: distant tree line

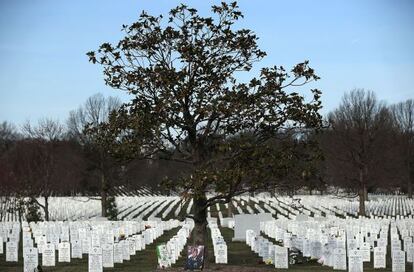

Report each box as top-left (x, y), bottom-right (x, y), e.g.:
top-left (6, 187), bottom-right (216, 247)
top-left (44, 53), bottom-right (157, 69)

top-left (0, 90), bottom-right (412, 219)
top-left (0, 94), bottom-right (188, 221)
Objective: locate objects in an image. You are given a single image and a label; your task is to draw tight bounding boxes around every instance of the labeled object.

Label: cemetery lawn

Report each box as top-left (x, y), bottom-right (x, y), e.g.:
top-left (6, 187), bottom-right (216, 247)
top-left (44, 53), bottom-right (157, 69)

top-left (0, 237), bottom-right (411, 272)
top-left (1, 222), bottom-right (412, 272)
top-left (1, 239), bottom-right (408, 272)
top-left (0, 227), bottom-right (181, 272)
top-left (162, 227), bottom-right (402, 272)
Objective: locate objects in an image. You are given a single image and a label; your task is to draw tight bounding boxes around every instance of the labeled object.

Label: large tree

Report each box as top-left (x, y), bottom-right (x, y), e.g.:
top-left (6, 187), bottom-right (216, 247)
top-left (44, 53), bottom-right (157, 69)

top-left (391, 99), bottom-right (414, 198)
top-left (67, 93), bottom-right (122, 217)
top-left (325, 89), bottom-right (397, 216)
top-left (87, 2), bottom-right (323, 244)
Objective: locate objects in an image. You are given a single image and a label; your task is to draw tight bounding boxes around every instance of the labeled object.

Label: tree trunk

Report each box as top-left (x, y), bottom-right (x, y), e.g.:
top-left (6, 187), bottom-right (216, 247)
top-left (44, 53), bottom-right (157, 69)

top-left (17, 198), bottom-right (22, 223)
top-left (358, 186), bottom-right (366, 217)
top-left (364, 186), bottom-right (369, 202)
top-left (192, 195), bottom-right (207, 245)
top-left (192, 195), bottom-right (208, 268)
top-left (408, 170), bottom-right (413, 198)
top-left (44, 196), bottom-right (49, 221)
top-left (358, 169), bottom-right (366, 217)
top-left (101, 172), bottom-right (107, 218)
top-left (227, 201), bottom-right (233, 218)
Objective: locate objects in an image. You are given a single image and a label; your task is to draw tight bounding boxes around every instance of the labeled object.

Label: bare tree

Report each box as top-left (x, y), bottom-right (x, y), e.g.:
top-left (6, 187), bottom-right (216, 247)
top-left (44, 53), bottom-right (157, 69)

top-left (22, 118), bottom-right (64, 141)
top-left (20, 118), bottom-right (65, 220)
top-left (67, 93), bottom-right (121, 142)
top-left (326, 89), bottom-right (396, 216)
top-left (391, 99), bottom-right (414, 198)
top-left (67, 93), bottom-right (121, 217)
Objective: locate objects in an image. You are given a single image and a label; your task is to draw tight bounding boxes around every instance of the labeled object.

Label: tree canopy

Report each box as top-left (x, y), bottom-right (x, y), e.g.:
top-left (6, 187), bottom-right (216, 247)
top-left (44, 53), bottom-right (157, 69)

top-left (87, 2), bottom-right (323, 243)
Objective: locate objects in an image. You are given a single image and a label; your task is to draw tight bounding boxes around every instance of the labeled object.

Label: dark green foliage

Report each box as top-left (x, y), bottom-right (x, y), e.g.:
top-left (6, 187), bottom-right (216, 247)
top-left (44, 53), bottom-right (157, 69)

top-left (87, 1), bottom-right (323, 243)
top-left (25, 198), bottom-right (42, 222)
top-left (87, 2), bottom-right (323, 202)
top-left (105, 195), bottom-right (118, 220)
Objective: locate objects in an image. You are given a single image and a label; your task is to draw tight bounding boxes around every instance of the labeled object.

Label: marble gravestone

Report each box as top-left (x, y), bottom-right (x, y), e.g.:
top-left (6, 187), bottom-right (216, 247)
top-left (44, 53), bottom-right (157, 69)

top-left (42, 243), bottom-right (56, 267)
top-left (102, 244), bottom-right (114, 268)
top-left (392, 250), bottom-right (405, 272)
top-left (374, 246), bottom-right (386, 269)
top-left (348, 249), bottom-right (363, 272)
top-left (6, 241), bottom-right (18, 262)
top-left (274, 246), bottom-right (288, 269)
top-left (233, 213), bottom-right (273, 241)
top-left (58, 242), bottom-right (71, 262)
top-left (24, 247), bottom-right (38, 272)
top-left (113, 243), bottom-right (123, 264)
top-left (89, 246), bottom-right (103, 272)
top-left (333, 247), bottom-right (347, 270)
top-left (72, 239), bottom-right (82, 259)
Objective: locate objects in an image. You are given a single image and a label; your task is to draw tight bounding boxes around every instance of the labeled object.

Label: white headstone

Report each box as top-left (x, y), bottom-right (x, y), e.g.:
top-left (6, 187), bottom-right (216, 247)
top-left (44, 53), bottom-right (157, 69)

top-left (42, 243), bottom-right (56, 266)
top-left (333, 247), bottom-right (347, 270)
top-left (6, 241), bottom-right (18, 262)
top-left (407, 243), bottom-right (414, 263)
top-left (71, 239), bottom-right (82, 259)
top-left (134, 234), bottom-right (143, 251)
top-left (89, 246), bottom-right (103, 272)
top-left (102, 244), bottom-right (114, 268)
top-left (274, 246), bottom-right (288, 269)
top-left (303, 239), bottom-right (311, 257)
top-left (374, 246), bottom-right (386, 269)
top-left (58, 242), bottom-right (71, 262)
top-left (360, 242), bottom-right (370, 262)
top-left (24, 247), bottom-right (38, 272)
top-left (113, 243), bottom-right (123, 264)
top-left (128, 237), bottom-right (136, 255)
top-left (121, 240), bottom-right (130, 260)
top-left (348, 249), bottom-right (363, 272)
top-left (157, 244), bottom-right (171, 269)
top-left (392, 250), bottom-right (405, 272)
top-left (82, 237), bottom-right (91, 254)
top-left (215, 244), bottom-right (228, 264)
top-left (37, 235), bottom-right (47, 254)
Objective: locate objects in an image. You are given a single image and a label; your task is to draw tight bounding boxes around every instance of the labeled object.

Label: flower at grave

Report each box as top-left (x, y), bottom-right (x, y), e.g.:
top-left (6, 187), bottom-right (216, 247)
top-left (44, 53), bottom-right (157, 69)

top-left (264, 258), bottom-right (273, 265)
top-left (289, 247), bottom-right (305, 264)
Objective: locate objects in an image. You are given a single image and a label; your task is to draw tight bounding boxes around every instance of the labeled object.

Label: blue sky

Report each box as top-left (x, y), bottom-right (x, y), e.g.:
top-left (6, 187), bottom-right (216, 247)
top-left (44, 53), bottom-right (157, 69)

top-left (1, 0), bottom-right (413, 126)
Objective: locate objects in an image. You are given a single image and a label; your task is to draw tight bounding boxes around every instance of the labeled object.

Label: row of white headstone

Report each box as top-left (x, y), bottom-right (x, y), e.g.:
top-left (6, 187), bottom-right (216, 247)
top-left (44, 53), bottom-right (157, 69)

top-left (0, 219), bottom-right (183, 272)
top-left (0, 195), bottom-right (185, 222)
top-left (208, 218), bottom-right (228, 264)
top-left (157, 219), bottom-right (194, 268)
top-left (259, 217), bottom-right (414, 271)
top-left (246, 229), bottom-right (288, 269)
top-left (230, 195), bottom-right (414, 219)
